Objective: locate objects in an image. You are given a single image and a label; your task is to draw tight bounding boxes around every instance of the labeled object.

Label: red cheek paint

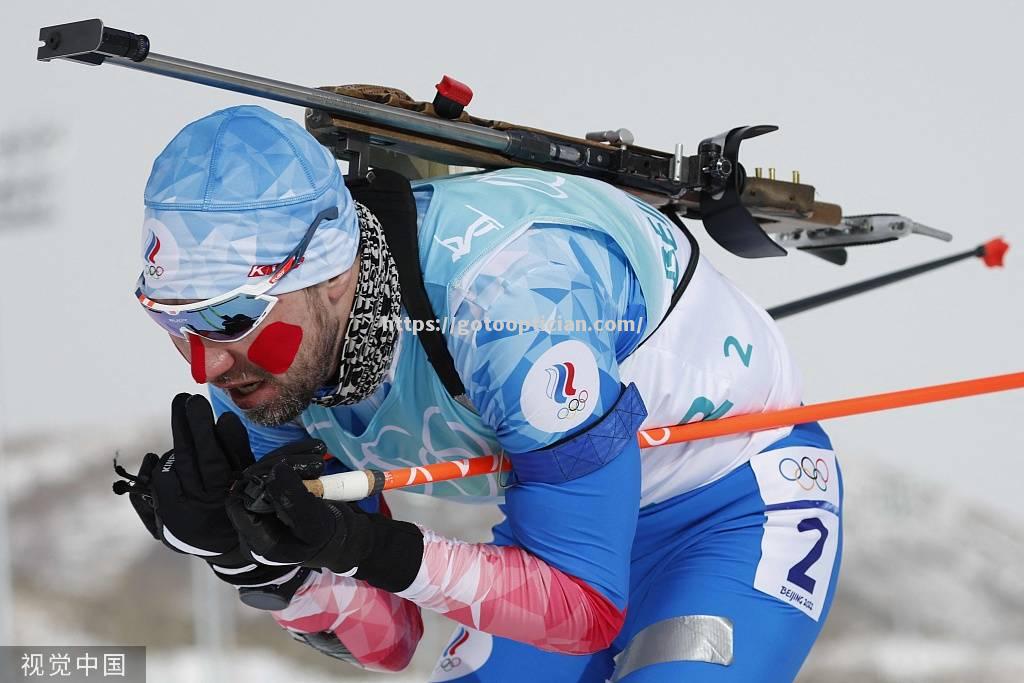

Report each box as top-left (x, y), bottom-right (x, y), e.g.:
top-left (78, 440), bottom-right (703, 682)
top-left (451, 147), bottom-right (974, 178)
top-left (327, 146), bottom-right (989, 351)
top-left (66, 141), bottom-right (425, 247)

top-left (188, 333), bottom-right (207, 384)
top-left (247, 322), bottom-right (304, 374)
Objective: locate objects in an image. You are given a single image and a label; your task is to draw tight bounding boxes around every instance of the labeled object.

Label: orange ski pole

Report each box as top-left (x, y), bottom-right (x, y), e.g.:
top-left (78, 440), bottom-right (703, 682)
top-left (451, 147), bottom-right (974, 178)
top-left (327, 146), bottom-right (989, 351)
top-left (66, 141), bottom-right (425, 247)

top-left (304, 370), bottom-right (1024, 501)
top-left (638, 370), bottom-right (1024, 447)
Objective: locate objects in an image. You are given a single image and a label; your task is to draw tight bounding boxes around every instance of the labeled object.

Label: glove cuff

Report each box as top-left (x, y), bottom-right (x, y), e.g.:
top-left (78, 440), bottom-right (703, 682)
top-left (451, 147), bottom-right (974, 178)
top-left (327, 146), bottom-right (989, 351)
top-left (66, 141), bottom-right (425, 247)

top-left (353, 516), bottom-right (425, 593)
top-left (238, 567), bottom-right (314, 610)
top-left (206, 554), bottom-right (297, 588)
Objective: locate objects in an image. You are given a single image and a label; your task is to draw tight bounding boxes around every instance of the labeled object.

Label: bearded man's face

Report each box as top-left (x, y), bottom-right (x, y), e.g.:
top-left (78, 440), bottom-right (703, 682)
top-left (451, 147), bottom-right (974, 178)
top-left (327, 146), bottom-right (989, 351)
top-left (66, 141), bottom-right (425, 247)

top-left (163, 264), bottom-right (358, 426)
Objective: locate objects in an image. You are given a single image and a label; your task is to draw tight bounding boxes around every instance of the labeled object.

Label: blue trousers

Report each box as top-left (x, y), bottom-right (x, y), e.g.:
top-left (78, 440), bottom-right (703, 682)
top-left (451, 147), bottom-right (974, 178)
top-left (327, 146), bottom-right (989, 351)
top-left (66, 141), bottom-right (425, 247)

top-left (428, 423), bottom-right (842, 682)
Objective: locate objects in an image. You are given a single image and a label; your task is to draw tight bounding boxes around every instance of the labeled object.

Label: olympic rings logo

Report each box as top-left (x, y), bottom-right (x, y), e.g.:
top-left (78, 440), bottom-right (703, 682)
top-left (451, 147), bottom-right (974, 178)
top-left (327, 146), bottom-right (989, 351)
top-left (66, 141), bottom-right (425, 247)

top-left (147, 265), bottom-right (165, 277)
top-left (778, 456), bottom-right (830, 492)
top-left (556, 390), bottom-right (589, 420)
top-left (439, 657), bottom-right (462, 672)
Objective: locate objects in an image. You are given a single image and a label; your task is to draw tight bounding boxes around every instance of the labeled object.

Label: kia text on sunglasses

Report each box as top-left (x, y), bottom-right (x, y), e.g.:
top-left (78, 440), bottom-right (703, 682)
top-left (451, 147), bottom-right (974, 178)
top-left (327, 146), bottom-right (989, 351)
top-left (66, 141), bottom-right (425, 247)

top-left (135, 207), bottom-right (340, 342)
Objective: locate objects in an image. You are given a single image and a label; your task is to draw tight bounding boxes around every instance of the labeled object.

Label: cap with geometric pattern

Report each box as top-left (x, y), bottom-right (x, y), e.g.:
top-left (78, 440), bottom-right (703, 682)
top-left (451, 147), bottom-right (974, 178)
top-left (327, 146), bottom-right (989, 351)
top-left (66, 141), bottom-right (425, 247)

top-left (139, 105), bottom-right (358, 300)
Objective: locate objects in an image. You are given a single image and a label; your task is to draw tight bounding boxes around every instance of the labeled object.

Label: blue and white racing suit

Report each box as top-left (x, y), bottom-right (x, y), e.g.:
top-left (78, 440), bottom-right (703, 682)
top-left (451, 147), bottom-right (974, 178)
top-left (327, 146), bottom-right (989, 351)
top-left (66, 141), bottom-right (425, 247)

top-left (212, 169), bottom-right (842, 681)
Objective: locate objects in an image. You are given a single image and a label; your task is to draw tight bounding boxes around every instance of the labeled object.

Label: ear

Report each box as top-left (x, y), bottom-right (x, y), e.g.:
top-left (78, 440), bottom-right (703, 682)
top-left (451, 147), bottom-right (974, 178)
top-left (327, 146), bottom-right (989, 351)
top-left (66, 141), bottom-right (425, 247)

top-left (323, 258), bottom-right (359, 305)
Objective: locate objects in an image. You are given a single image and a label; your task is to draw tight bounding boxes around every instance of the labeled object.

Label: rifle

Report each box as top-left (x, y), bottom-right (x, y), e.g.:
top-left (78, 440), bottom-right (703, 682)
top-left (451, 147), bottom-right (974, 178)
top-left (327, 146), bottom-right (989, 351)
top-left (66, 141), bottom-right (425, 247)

top-left (36, 18), bottom-right (954, 265)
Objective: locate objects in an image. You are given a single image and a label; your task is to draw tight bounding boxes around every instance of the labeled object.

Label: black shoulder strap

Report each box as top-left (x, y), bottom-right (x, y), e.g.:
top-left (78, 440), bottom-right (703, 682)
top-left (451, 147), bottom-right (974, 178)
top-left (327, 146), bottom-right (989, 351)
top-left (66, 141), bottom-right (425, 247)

top-left (345, 169), bottom-right (468, 401)
top-left (629, 209), bottom-right (700, 353)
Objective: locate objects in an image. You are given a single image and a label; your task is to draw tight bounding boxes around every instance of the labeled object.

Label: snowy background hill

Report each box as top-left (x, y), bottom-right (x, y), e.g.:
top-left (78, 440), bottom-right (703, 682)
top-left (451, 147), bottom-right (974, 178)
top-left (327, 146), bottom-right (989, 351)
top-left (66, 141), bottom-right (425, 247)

top-left (5, 427), bottom-right (1023, 682)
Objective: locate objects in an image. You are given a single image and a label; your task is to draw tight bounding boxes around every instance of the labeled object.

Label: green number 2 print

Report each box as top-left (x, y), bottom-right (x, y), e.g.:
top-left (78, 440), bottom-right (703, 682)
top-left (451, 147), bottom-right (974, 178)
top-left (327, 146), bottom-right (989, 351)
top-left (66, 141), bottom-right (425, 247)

top-left (724, 336), bottom-right (753, 367)
top-left (681, 396), bottom-right (734, 423)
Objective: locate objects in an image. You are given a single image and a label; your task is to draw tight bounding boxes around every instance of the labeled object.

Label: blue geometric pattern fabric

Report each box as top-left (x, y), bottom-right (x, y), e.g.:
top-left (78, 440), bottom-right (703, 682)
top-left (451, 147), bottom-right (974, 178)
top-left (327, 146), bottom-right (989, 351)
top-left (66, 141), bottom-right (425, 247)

top-left (447, 222), bottom-right (648, 454)
top-left (508, 383), bottom-right (648, 484)
top-left (140, 105), bottom-right (359, 299)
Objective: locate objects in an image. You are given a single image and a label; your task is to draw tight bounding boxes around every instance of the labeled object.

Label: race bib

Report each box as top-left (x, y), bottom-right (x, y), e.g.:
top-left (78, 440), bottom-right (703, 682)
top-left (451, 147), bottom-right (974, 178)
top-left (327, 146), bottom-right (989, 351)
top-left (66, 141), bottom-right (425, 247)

top-left (750, 446), bottom-right (841, 621)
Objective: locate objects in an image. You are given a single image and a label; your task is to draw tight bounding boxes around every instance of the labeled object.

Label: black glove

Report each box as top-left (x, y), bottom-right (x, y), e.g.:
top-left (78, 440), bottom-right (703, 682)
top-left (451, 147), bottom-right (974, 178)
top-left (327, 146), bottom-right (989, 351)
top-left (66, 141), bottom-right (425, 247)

top-left (226, 461), bottom-right (424, 593)
top-left (114, 393), bottom-right (325, 588)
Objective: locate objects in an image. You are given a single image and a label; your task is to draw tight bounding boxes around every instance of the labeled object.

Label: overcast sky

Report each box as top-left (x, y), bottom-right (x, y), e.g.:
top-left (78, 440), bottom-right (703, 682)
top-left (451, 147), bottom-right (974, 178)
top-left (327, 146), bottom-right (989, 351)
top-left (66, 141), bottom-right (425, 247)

top-left (2, 1), bottom-right (1021, 520)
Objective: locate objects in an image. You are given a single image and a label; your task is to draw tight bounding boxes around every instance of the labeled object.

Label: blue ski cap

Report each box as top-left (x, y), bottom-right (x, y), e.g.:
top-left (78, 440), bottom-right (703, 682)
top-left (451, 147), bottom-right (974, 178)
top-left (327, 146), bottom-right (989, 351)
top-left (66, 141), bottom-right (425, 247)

top-left (139, 105), bottom-right (358, 300)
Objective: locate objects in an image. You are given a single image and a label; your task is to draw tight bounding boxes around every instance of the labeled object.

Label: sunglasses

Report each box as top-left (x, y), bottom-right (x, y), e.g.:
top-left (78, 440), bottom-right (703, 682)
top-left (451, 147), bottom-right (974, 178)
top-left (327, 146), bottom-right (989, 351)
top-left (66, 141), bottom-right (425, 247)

top-left (136, 206), bottom-right (340, 342)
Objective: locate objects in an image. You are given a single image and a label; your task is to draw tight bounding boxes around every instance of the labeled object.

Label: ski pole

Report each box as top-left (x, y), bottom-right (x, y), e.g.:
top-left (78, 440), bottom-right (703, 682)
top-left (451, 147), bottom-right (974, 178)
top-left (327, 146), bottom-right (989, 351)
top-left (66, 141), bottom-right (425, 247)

top-left (303, 369), bottom-right (1024, 501)
top-left (768, 238), bottom-right (1009, 320)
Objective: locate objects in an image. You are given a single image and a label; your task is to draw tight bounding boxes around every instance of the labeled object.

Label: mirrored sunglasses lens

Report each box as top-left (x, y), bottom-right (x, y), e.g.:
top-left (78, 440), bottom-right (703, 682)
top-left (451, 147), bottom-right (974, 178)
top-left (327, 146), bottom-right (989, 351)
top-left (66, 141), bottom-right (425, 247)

top-left (143, 307), bottom-right (188, 338)
top-left (142, 295), bottom-right (271, 342)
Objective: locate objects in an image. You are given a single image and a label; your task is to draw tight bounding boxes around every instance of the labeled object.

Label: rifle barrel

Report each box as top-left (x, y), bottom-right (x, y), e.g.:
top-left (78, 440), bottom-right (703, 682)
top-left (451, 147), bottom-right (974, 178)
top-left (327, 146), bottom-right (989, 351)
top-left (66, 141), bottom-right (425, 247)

top-left (106, 52), bottom-right (512, 153)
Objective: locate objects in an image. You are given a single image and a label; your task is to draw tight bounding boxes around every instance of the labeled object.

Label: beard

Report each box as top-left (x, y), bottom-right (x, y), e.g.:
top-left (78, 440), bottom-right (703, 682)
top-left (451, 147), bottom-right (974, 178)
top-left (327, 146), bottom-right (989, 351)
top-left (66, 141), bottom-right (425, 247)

top-left (242, 295), bottom-right (340, 427)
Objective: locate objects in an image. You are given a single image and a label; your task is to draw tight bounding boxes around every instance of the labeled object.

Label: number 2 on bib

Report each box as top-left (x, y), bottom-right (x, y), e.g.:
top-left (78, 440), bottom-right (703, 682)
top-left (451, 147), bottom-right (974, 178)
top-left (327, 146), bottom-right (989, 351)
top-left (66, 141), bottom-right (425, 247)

top-left (787, 517), bottom-right (828, 593)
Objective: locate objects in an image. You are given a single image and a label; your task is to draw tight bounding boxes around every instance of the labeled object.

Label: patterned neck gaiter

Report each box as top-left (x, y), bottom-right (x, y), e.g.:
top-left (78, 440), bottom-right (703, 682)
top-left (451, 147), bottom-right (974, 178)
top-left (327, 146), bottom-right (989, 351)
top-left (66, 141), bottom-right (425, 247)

top-left (312, 202), bottom-right (401, 407)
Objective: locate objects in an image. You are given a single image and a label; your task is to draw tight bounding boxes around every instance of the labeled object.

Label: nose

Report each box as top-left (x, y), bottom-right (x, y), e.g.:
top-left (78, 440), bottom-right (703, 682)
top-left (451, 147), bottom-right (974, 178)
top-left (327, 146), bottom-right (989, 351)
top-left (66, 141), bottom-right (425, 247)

top-left (185, 332), bottom-right (236, 384)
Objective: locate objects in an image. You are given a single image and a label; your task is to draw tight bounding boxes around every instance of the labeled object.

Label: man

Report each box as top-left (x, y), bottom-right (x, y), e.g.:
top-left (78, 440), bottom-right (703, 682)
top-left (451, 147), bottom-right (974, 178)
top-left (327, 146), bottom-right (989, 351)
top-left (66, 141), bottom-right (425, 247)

top-left (121, 104), bottom-right (842, 681)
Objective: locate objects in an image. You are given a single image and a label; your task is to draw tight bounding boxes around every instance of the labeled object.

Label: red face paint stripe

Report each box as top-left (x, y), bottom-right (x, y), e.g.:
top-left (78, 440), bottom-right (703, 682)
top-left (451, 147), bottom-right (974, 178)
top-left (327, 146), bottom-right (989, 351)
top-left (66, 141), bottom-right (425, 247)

top-left (247, 322), bottom-right (303, 374)
top-left (188, 333), bottom-right (207, 384)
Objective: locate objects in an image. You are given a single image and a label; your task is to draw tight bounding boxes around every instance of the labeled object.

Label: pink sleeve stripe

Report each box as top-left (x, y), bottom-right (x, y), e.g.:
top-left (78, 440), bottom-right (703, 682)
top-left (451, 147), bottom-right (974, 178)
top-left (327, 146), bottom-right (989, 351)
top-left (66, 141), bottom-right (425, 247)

top-left (272, 570), bottom-right (423, 672)
top-left (397, 529), bottom-right (625, 654)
